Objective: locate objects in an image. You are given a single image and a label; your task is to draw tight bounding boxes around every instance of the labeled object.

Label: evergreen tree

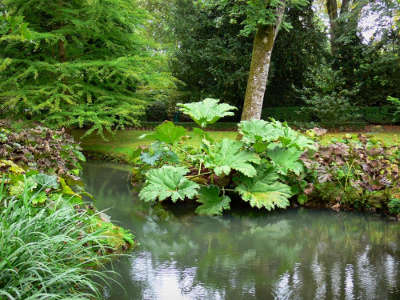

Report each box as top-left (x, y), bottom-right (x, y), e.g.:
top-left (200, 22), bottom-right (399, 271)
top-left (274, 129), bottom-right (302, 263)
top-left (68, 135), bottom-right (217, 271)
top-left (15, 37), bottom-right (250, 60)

top-left (0, 0), bottom-right (174, 136)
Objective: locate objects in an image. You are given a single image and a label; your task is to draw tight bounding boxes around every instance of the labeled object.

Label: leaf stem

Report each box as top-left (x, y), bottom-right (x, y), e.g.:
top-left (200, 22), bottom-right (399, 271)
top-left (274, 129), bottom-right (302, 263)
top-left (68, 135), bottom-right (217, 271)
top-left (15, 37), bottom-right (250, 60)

top-left (186, 172), bottom-right (212, 179)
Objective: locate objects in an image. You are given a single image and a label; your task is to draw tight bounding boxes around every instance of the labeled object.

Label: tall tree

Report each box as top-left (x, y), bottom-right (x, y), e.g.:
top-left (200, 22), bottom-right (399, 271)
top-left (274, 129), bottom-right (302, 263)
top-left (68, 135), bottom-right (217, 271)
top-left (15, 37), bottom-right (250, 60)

top-left (210, 0), bottom-right (307, 120)
top-left (165, 0), bottom-right (324, 117)
top-left (0, 0), bottom-right (174, 136)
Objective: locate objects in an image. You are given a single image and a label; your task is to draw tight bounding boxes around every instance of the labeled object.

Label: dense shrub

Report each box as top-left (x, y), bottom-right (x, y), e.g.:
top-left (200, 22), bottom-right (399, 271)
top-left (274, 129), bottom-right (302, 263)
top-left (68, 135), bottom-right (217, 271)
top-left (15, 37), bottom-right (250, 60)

top-left (261, 106), bottom-right (397, 127)
top-left (297, 64), bottom-right (361, 126)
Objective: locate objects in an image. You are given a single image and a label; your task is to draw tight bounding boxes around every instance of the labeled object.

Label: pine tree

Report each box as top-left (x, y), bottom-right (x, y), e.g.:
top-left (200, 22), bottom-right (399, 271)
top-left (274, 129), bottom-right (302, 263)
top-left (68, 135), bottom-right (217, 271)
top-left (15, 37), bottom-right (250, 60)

top-left (0, 0), bottom-right (174, 136)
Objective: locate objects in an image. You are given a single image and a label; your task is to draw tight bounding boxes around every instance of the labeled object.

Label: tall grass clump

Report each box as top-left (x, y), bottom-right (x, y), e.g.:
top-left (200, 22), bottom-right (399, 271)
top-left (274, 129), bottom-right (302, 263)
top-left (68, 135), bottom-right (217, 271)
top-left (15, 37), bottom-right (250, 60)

top-left (0, 185), bottom-right (117, 299)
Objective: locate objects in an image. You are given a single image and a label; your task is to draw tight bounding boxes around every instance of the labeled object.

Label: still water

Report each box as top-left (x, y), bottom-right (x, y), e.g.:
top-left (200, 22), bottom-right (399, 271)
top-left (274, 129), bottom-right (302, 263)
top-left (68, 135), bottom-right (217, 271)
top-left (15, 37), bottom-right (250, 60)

top-left (83, 162), bottom-right (400, 300)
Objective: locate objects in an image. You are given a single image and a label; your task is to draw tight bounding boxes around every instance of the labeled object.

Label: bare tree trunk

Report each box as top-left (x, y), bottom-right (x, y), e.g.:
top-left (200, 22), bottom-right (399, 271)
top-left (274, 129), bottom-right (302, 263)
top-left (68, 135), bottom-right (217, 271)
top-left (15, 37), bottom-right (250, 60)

top-left (326, 0), bottom-right (339, 55)
top-left (241, 3), bottom-right (286, 121)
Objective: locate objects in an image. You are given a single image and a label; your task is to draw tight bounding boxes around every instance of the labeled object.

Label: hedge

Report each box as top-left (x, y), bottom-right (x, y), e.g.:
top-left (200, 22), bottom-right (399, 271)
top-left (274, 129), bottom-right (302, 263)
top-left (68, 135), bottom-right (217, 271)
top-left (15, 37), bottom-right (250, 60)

top-left (144, 104), bottom-right (397, 128)
top-left (262, 106), bottom-right (397, 125)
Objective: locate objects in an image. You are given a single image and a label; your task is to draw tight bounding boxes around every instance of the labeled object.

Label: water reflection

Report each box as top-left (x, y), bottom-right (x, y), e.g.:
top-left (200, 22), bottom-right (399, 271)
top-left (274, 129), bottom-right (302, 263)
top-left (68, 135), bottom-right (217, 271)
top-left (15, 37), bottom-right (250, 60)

top-left (83, 163), bottom-right (400, 300)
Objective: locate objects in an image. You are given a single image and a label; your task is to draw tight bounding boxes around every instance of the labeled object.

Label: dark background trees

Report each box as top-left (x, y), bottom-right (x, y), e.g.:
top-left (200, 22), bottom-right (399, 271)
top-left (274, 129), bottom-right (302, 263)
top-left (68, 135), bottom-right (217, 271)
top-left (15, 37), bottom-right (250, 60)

top-left (167, 0), bottom-right (399, 123)
top-left (165, 0), bottom-right (328, 119)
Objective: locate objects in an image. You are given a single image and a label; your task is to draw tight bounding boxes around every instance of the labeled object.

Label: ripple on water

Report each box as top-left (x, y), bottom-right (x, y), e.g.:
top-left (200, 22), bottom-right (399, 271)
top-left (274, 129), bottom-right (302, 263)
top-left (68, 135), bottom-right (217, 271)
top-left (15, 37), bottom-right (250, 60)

top-left (83, 163), bottom-right (400, 300)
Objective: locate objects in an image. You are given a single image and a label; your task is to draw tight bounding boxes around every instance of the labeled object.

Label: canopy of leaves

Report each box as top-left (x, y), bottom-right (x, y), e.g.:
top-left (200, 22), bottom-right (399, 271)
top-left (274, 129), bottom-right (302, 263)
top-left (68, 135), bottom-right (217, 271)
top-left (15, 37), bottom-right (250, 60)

top-left (178, 98), bottom-right (237, 128)
top-left (139, 166), bottom-right (200, 202)
top-left (195, 186), bottom-right (231, 216)
top-left (208, 0), bottom-right (308, 36)
top-left (204, 139), bottom-right (260, 177)
top-left (234, 167), bottom-right (292, 211)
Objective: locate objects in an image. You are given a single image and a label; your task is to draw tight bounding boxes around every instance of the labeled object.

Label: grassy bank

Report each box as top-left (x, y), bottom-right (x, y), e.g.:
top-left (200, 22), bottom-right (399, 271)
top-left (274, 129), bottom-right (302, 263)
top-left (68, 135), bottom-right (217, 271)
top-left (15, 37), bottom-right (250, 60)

top-left (0, 124), bottom-right (134, 299)
top-left (72, 129), bottom-right (238, 162)
top-left (73, 128), bottom-right (400, 163)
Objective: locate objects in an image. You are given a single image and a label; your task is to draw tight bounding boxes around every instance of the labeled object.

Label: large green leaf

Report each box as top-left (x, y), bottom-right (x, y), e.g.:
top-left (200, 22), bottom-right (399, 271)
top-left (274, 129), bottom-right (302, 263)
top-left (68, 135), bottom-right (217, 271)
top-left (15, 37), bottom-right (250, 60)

top-left (238, 119), bottom-right (316, 151)
top-left (278, 125), bottom-right (316, 151)
top-left (238, 120), bottom-right (282, 144)
top-left (235, 167), bottom-right (292, 211)
top-left (195, 186), bottom-right (231, 216)
top-left (33, 173), bottom-right (59, 189)
top-left (266, 146), bottom-right (304, 175)
top-left (204, 139), bottom-right (260, 177)
top-left (145, 121), bottom-right (187, 144)
top-left (139, 166), bottom-right (200, 203)
top-left (177, 98), bottom-right (237, 128)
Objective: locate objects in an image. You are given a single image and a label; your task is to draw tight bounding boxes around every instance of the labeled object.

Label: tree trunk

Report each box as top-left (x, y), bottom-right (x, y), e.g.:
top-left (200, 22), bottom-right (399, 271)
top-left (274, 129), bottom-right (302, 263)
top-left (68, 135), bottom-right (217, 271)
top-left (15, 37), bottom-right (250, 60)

top-left (241, 4), bottom-right (286, 121)
top-left (326, 0), bottom-right (339, 55)
top-left (58, 40), bottom-right (66, 62)
top-left (326, 0), bottom-right (368, 56)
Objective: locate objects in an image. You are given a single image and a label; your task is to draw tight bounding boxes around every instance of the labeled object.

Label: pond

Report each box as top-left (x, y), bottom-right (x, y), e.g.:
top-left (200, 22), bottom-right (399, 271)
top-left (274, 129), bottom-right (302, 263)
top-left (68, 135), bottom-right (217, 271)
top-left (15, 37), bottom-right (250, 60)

top-left (83, 162), bottom-right (400, 300)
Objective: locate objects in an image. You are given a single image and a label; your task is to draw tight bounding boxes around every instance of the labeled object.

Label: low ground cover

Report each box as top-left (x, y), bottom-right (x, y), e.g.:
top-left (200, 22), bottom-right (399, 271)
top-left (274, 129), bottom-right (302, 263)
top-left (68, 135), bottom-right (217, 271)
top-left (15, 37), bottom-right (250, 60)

top-left (72, 127), bottom-right (400, 164)
top-left (0, 122), bottom-right (134, 299)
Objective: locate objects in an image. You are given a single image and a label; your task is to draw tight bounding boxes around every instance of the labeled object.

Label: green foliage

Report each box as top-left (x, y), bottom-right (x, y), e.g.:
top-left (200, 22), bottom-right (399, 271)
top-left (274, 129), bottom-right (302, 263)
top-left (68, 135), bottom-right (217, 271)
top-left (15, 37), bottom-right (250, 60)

top-left (331, 0), bottom-right (400, 107)
top-left (297, 63), bottom-right (361, 126)
top-left (0, 166), bottom-right (134, 298)
top-left (195, 186), bottom-right (231, 216)
top-left (238, 119), bottom-right (316, 150)
top-left (261, 106), bottom-right (397, 126)
top-left (388, 96), bottom-right (400, 121)
top-left (0, 192), bottom-right (121, 299)
top-left (204, 139), bottom-right (260, 177)
top-left (235, 167), bottom-right (292, 210)
top-left (144, 121), bottom-right (187, 145)
top-left (139, 166), bottom-right (200, 202)
top-left (177, 98), bottom-right (237, 128)
top-left (167, 0), bottom-right (327, 111)
top-left (0, 0), bottom-right (175, 136)
top-left (388, 198), bottom-right (400, 215)
top-left (266, 146), bottom-right (304, 176)
top-left (239, 120), bottom-right (283, 144)
top-left (136, 100), bottom-right (313, 215)
top-left (209, 0), bottom-right (308, 37)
